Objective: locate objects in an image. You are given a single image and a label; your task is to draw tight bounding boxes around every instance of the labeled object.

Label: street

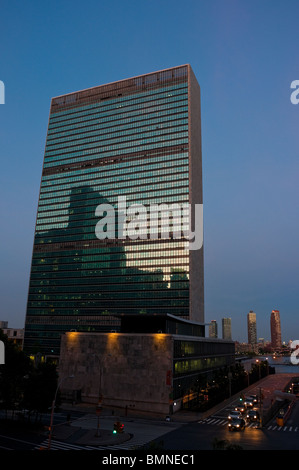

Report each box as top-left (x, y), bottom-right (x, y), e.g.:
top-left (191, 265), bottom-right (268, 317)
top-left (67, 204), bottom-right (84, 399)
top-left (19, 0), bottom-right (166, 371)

top-left (0, 373), bottom-right (298, 451)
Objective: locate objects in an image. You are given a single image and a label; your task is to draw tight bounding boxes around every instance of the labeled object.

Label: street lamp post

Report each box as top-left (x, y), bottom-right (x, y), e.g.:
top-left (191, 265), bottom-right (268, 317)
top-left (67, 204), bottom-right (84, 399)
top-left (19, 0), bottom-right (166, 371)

top-left (256, 359), bottom-right (261, 380)
top-left (92, 354), bottom-right (103, 438)
top-left (48, 375), bottom-right (74, 450)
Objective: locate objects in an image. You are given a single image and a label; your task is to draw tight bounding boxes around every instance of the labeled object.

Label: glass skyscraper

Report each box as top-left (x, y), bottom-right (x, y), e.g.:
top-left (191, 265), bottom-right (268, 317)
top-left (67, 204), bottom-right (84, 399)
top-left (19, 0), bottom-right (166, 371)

top-left (270, 309), bottom-right (282, 350)
top-left (24, 65), bottom-right (204, 357)
top-left (247, 310), bottom-right (257, 348)
top-left (222, 317), bottom-right (232, 340)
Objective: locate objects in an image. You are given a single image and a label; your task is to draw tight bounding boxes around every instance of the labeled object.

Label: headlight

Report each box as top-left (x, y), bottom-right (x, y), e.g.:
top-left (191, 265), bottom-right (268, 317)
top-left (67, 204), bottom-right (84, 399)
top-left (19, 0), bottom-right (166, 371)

top-left (236, 424), bottom-right (240, 427)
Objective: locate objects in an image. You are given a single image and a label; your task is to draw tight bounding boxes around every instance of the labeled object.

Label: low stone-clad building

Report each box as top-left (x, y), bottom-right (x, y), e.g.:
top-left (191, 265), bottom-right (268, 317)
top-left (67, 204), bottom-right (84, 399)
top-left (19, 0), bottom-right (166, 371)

top-left (58, 315), bottom-right (235, 415)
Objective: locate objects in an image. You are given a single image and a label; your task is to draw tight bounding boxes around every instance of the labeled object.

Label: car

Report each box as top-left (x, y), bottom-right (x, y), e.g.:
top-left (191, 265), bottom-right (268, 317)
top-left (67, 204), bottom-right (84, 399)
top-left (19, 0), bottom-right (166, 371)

top-left (228, 410), bottom-right (242, 420)
top-left (234, 405), bottom-right (246, 414)
top-left (228, 418), bottom-right (246, 431)
top-left (244, 398), bottom-right (254, 408)
top-left (249, 394), bottom-right (259, 404)
top-left (246, 409), bottom-right (260, 422)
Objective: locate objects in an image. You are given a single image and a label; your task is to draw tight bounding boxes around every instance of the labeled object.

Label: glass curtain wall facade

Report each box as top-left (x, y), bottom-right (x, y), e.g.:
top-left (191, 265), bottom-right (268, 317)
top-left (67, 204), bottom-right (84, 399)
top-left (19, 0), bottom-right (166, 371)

top-left (24, 65), bottom-right (204, 356)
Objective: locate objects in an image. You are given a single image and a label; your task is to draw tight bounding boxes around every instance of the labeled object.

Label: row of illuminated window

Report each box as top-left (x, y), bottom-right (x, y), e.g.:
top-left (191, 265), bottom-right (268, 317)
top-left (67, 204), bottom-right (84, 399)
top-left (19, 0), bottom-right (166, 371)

top-left (26, 298), bottom-right (189, 309)
top-left (174, 340), bottom-right (235, 358)
top-left (29, 275), bottom-right (189, 289)
top-left (32, 240), bottom-right (188, 256)
top-left (35, 220), bottom-right (190, 235)
top-left (33, 229), bottom-right (190, 241)
top-left (37, 186), bottom-right (189, 211)
top-left (32, 245), bottom-right (189, 262)
top-left (39, 178), bottom-right (189, 202)
top-left (36, 225), bottom-right (190, 242)
top-left (174, 356), bottom-right (228, 376)
top-left (43, 137), bottom-right (189, 168)
top-left (25, 314), bottom-right (119, 323)
top-left (28, 289), bottom-right (189, 302)
top-left (50, 84), bottom-right (188, 123)
top-left (29, 269), bottom-right (189, 280)
top-left (46, 119), bottom-right (188, 153)
top-left (28, 283), bottom-right (189, 296)
top-left (33, 232), bottom-right (189, 245)
top-left (25, 307), bottom-right (189, 320)
top-left (47, 110), bottom-right (188, 144)
top-left (44, 126), bottom-right (188, 160)
top-left (41, 152), bottom-right (189, 185)
top-left (36, 215), bottom-right (190, 235)
top-left (39, 166), bottom-right (189, 197)
top-left (38, 183), bottom-right (189, 217)
top-left (36, 213), bottom-right (189, 231)
top-left (32, 255), bottom-right (189, 266)
top-left (39, 166), bottom-right (189, 201)
top-left (30, 257), bottom-right (189, 272)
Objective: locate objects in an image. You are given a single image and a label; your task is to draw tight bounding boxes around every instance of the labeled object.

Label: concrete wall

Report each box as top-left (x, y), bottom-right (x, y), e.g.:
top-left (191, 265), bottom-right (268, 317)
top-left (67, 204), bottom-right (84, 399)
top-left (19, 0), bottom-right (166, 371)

top-left (59, 332), bottom-right (173, 415)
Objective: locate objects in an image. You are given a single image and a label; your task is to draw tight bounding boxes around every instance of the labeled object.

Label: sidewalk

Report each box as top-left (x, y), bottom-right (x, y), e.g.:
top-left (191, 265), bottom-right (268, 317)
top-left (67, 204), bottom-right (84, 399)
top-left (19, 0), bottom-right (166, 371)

top-left (50, 422), bottom-right (131, 447)
top-left (170, 372), bottom-right (298, 422)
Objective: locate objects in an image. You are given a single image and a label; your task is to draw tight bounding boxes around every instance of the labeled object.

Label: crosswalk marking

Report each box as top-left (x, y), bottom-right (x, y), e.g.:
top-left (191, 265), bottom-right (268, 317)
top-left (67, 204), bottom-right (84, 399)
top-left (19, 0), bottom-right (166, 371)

top-left (35, 433), bottom-right (152, 451)
top-left (197, 417), bottom-right (299, 433)
top-left (36, 440), bottom-right (98, 451)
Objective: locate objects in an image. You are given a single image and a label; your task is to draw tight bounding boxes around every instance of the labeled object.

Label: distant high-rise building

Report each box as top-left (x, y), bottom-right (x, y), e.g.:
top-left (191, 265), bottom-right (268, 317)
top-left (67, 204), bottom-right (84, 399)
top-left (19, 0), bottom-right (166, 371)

top-left (222, 317), bottom-right (232, 340)
top-left (270, 309), bottom-right (282, 350)
top-left (209, 320), bottom-right (218, 338)
top-left (247, 310), bottom-right (257, 348)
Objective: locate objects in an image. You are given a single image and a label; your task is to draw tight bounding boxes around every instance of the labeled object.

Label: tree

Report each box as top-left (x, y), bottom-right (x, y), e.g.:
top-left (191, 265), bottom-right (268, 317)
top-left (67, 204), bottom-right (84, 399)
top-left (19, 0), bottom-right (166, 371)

top-left (0, 329), bottom-right (58, 423)
top-left (22, 362), bottom-right (59, 422)
top-left (0, 329), bottom-right (32, 414)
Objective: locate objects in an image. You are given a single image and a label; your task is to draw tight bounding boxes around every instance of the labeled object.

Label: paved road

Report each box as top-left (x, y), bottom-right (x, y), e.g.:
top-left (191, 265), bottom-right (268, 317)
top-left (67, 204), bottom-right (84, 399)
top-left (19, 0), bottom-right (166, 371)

top-left (1, 373), bottom-right (298, 451)
top-left (151, 419), bottom-right (299, 450)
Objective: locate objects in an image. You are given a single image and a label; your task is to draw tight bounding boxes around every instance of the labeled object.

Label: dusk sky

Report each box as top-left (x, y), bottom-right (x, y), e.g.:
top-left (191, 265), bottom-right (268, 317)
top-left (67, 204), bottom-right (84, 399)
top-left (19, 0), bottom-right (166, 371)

top-left (0, 0), bottom-right (298, 343)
